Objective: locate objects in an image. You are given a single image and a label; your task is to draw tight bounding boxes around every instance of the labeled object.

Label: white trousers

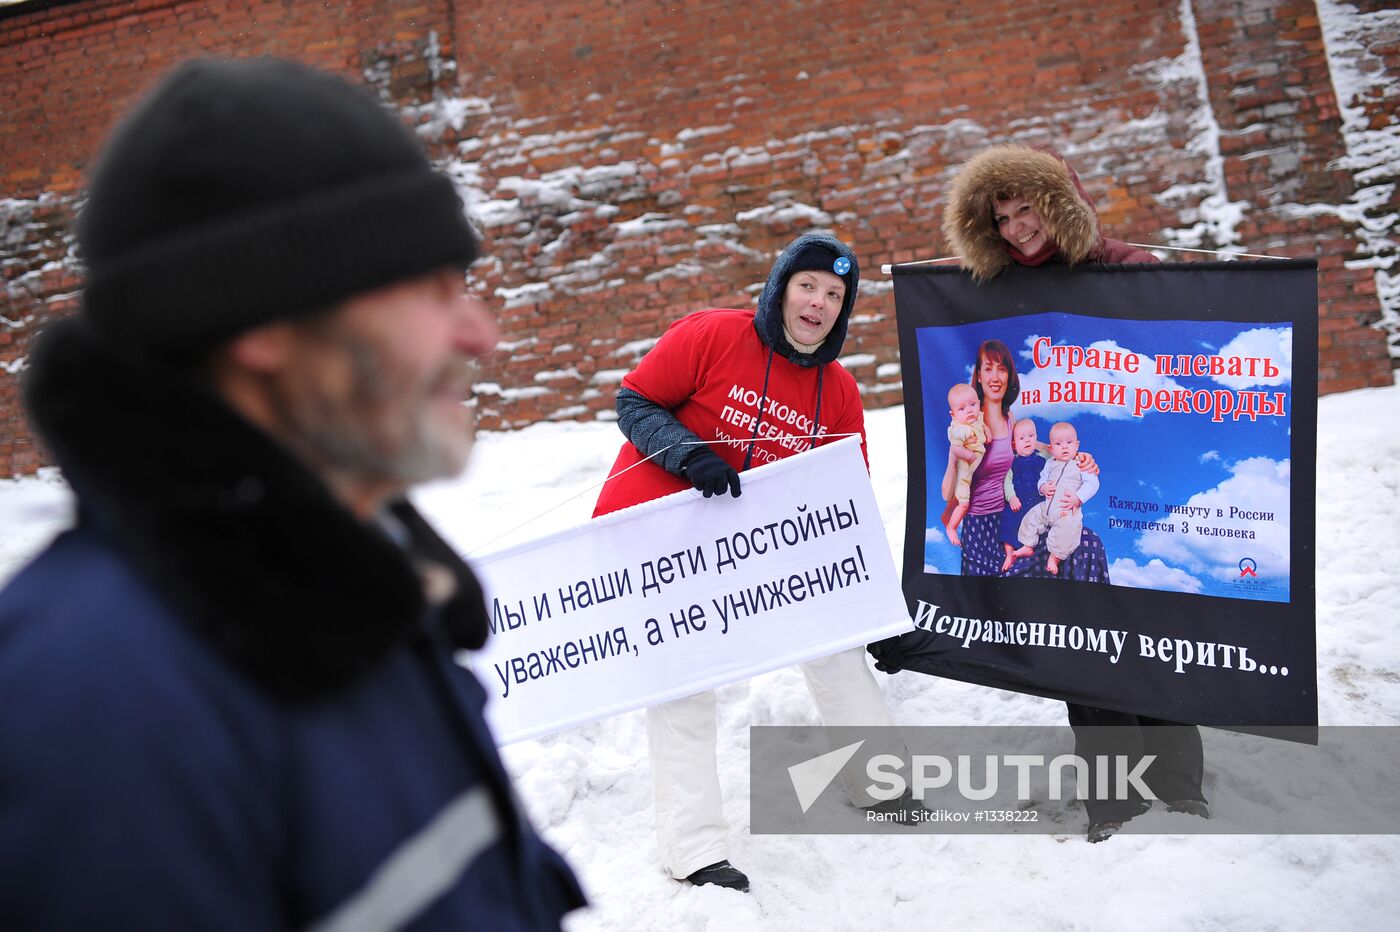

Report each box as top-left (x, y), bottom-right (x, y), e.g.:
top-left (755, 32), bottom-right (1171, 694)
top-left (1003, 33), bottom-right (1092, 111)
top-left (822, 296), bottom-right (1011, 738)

top-left (646, 647), bottom-right (900, 878)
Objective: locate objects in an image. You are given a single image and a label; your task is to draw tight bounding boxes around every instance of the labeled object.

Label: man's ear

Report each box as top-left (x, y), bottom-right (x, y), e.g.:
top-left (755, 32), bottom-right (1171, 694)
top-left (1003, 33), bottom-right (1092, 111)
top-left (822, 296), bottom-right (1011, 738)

top-left (223, 322), bottom-right (297, 374)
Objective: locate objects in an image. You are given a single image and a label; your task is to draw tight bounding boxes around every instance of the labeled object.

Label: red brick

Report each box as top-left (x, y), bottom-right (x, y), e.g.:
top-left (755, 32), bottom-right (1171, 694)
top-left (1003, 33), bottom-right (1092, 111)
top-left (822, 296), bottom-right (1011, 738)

top-left (0, 0), bottom-right (1393, 474)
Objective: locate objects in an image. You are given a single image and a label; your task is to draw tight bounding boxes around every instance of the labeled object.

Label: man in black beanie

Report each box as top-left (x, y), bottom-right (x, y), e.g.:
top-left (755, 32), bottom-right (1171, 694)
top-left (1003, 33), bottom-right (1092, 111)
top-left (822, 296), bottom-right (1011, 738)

top-left (0, 57), bottom-right (585, 930)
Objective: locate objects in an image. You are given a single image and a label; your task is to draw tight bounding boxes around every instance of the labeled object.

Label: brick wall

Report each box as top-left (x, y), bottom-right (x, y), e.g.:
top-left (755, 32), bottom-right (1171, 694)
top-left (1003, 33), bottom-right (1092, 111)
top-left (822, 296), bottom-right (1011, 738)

top-left (2, 0), bottom-right (1395, 475)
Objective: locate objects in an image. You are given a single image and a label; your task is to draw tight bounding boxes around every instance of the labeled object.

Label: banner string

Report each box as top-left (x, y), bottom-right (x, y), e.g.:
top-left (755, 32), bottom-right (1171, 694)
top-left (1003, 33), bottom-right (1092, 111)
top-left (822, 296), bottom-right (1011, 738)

top-left (880, 243), bottom-right (1289, 274)
top-left (1123, 243), bottom-right (1287, 260)
top-left (879, 256), bottom-right (961, 272)
top-left (464, 432), bottom-right (864, 556)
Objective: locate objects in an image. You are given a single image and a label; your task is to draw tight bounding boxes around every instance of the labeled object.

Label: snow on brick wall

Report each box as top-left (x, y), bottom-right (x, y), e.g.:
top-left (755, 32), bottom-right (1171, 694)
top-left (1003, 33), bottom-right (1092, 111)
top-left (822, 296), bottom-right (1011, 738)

top-left (1, 0), bottom-right (1395, 475)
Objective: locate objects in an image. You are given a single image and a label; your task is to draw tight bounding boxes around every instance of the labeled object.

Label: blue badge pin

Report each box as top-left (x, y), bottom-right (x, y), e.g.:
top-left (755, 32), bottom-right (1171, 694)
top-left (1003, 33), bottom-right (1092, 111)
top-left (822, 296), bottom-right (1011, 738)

top-left (832, 256), bottom-right (851, 275)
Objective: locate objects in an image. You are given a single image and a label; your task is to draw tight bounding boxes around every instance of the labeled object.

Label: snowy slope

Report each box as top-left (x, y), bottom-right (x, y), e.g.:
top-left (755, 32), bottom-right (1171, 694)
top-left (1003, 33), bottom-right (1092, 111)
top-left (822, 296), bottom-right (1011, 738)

top-left (3, 385), bottom-right (1398, 931)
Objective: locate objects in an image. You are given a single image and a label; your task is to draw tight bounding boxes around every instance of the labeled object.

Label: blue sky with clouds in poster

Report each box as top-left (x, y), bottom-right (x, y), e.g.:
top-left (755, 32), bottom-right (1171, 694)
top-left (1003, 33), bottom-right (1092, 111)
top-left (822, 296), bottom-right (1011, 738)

top-left (918, 312), bottom-right (1293, 602)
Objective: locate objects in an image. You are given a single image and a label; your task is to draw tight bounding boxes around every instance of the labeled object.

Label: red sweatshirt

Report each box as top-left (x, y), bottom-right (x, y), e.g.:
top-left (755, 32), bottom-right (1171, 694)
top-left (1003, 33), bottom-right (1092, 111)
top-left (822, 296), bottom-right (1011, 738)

top-left (593, 309), bottom-right (868, 516)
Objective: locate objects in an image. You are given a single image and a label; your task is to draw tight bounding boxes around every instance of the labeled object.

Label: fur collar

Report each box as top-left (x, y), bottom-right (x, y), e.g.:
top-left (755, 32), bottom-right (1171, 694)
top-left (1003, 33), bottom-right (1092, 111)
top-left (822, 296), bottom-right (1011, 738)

top-left (24, 318), bottom-right (489, 700)
top-left (941, 145), bottom-right (1102, 282)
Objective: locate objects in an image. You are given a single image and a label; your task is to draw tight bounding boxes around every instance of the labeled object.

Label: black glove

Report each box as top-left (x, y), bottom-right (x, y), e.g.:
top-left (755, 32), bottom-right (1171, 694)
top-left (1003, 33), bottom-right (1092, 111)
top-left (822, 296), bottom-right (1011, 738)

top-left (682, 449), bottom-right (741, 498)
top-left (867, 635), bottom-right (906, 674)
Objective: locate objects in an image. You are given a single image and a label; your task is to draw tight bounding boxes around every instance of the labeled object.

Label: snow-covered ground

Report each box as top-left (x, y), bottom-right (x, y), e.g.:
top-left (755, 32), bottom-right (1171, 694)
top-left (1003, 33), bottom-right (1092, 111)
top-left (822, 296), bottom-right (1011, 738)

top-left (3, 383), bottom-right (1398, 930)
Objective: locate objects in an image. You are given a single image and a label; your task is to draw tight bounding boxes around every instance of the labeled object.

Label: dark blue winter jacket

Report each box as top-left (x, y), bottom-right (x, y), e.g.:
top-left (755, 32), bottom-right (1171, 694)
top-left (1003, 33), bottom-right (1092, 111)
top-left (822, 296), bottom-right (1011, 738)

top-left (0, 319), bottom-right (585, 929)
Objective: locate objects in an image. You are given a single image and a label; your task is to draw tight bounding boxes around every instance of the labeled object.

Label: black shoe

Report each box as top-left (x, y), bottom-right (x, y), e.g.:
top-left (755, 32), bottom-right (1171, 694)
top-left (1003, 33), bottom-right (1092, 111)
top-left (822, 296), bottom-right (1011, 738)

top-left (1166, 798), bottom-right (1210, 819)
top-left (860, 790), bottom-right (921, 825)
top-left (1086, 819), bottom-right (1124, 843)
top-left (685, 860), bottom-right (750, 893)
top-left (1086, 799), bottom-right (1149, 842)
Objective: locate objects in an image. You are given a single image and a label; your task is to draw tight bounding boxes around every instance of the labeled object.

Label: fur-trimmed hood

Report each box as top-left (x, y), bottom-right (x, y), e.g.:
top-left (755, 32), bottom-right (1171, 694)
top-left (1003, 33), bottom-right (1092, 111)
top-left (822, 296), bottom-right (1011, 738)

top-left (23, 318), bottom-right (490, 700)
top-left (941, 145), bottom-right (1104, 282)
top-left (753, 231), bottom-right (860, 367)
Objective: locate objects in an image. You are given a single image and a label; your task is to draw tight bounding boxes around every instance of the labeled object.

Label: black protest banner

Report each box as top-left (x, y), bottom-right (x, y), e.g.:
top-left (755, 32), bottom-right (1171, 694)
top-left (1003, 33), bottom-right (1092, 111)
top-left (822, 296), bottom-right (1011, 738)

top-left (887, 261), bottom-right (1317, 728)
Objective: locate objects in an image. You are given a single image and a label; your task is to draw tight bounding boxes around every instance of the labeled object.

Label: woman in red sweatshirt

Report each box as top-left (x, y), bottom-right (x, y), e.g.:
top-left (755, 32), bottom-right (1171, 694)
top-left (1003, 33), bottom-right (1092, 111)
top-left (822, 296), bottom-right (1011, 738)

top-left (595, 232), bottom-right (905, 891)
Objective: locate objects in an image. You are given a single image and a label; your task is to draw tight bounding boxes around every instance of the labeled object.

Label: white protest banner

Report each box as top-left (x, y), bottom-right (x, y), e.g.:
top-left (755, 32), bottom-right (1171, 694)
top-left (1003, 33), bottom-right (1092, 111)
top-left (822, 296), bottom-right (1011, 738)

top-left (467, 435), bottom-right (913, 744)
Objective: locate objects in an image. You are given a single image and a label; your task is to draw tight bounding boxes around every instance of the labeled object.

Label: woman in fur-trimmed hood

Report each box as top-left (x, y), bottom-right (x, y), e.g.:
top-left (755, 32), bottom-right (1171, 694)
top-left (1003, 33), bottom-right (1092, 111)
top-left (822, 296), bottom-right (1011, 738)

top-left (919, 144), bottom-right (1204, 849)
top-left (942, 143), bottom-right (1156, 281)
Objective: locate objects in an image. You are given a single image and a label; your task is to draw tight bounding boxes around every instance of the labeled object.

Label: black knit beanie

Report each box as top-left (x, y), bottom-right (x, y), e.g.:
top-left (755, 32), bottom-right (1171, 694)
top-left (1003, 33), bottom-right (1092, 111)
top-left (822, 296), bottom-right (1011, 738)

top-left (781, 240), bottom-right (856, 294)
top-left (77, 56), bottom-right (480, 360)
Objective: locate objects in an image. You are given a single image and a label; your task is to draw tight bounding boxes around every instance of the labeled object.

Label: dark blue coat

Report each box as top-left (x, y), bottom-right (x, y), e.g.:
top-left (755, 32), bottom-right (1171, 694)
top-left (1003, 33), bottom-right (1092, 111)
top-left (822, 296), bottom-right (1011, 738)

top-left (0, 320), bottom-right (585, 929)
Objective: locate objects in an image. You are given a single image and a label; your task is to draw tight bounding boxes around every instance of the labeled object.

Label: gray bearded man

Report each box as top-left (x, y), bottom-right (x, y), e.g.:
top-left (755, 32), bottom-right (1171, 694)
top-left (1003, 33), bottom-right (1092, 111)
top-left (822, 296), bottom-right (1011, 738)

top-left (0, 57), bottom-right (584, 929)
